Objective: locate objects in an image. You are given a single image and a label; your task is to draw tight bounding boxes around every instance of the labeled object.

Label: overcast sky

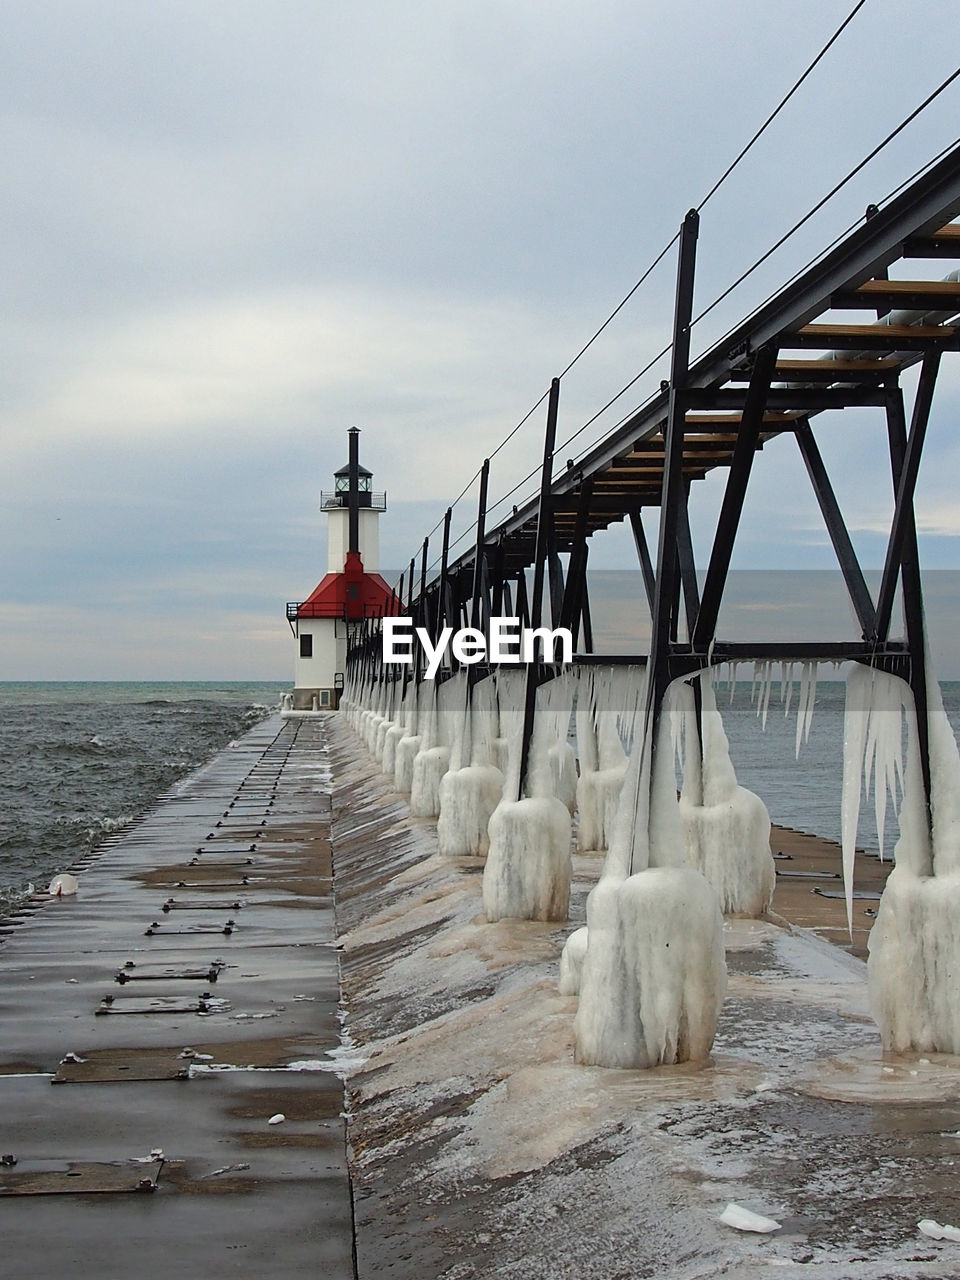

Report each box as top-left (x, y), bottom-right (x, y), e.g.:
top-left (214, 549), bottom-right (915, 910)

top-left (2, 1), bottom-right (960, 679)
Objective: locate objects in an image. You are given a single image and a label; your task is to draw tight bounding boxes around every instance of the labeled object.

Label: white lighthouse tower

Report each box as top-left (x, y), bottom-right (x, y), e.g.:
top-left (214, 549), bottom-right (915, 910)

top-left (286, 428), bottom-right (398, 710)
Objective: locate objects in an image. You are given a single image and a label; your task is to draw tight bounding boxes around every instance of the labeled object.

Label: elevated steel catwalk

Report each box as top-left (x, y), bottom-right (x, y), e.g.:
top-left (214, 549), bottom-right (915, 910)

top-left (350, 142), bottom-right (960, 808)
top-left (450, 144), bottom-right (960, 573)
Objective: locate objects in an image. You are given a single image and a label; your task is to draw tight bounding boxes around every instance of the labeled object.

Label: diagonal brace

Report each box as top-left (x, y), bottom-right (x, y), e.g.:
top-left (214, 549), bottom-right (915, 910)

top-left (692, 342), bottom-right (778, 649)
top-left (794, 419), bottom-right (877, 640)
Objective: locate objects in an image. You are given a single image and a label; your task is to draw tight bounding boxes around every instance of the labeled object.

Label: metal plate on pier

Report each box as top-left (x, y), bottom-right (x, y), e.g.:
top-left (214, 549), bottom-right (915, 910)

top-left (776, 869), bottom-right (841, 879)
top-left (193, 844), bottom-right (257, 854)
top-left (161, 877), bottom-right (255, 889)
top-left (95, 994), bottom-right (221, 1016)
top-left (812, 887), bottom-right (883, 900)
top-left (114, 961), bottom-right (224, 984)
top-left (53, 1048), bottom-right (190, 1084)
top-left (145, 921), bottom-right (236, 936)
top-left (0, 1159), bottom-right (163, 1195)
top-left (160, 898), bottom-right (245, 912)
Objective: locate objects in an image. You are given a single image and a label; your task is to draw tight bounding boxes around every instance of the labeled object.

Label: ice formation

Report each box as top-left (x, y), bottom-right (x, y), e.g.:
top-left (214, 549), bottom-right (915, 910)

top-left (382, 704), bottom-right (407, 776)
top-left (437, 763), bottom-right (505, 858)
top-left (842, 663), bottom-right (960, 1053)
top-left (575, 666), bottom-right (639, 855)
top-left (410, 678), bottom-right (453, 818)
top-left (558, 925), bottom-right (588, 995)
top-left (392, 682), bottom-right (422, 793)
top-left (678, 674), bottom-right (774, 917)
top-left (482, 795), bottom-right (572, 921)
top-left (481, 673), bottom-right (573, 921)
top-left (374, 679), bottom-right (398, 762)
top-left (572, 681), bottom-right (727, 1068)
top-left (436, 675), bottom-right (505, 858)
top-left (548, 741), bottom-right (578, 815)
top-left (573, 865), bottom-right (726, 1067)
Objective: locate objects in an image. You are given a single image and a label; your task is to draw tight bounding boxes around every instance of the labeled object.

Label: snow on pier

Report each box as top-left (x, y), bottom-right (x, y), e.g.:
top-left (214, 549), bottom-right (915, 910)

top-left (329, 713), bottom-right (960, 1279)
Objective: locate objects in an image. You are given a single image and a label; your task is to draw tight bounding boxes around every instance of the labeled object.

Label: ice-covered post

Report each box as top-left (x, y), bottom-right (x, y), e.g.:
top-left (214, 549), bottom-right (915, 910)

top-left (383, 561), bottom-right (416, 778)
top-left (411, 509), bottom-right (456, 817)
top-left (437, 461), bottom-right (507, 856)
top-left (865, 358), bottom-right (959, 1053)
top-left (572, 211), bottom-right (727, 1068)
top-left (376, 570), bottom-right (404, 763)
top-left (516, 378), bottom-right (559, 803)
top-left (678, 673), bottom-right (774, 916)
top-left (395, 539), bottom-right (430, 793)
top-left (483, 380), bottom-right (573, 922)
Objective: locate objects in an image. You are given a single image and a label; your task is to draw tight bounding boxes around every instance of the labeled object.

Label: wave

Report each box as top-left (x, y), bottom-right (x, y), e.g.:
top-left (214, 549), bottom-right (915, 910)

top-left (0, 690), bottom-right (279, 912)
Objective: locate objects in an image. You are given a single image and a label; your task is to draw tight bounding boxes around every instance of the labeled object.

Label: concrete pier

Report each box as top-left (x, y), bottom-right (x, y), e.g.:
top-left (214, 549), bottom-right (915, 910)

top-left (0, 714), bottom-right (353, 1280)
top-left (4, 712), bottom-right (960, 1278)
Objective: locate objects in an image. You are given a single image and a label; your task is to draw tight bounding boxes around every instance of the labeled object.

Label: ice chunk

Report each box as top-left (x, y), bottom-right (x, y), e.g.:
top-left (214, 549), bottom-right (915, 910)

top-left (918, 1219), bottom-right (960, 1242)
top-left (719, 1203), bottom-right (781, 1233)
top-left (48, 873), bottom-right (78, 897)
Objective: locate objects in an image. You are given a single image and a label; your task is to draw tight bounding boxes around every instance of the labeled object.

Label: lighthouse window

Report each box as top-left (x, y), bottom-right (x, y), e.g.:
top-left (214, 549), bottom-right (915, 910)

top-left (348, 583), bottom-right (360, 600)
top-left (299, 634), bottom-right (313, 658)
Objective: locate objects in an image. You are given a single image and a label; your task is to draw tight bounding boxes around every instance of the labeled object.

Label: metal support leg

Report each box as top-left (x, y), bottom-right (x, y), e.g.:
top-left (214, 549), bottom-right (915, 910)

top-left (518, 378), bottom-right (561, 799)
top-left (676, 482), bottom-right (700, 643)
top-left (884, 381), bottom-right (933, 811)
top-left (639, 209), bottom-right (699, 871)
top-left (648, 211), bottom-right (699, 710)
top-left (876, 352), bottom-right (941, 640)
top-left (561, 479), bottom-right (594, 642)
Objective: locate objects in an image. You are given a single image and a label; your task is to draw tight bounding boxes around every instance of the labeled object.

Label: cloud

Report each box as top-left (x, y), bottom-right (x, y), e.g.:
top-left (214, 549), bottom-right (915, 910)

top-left (3, 1), bottom-right (960, 677)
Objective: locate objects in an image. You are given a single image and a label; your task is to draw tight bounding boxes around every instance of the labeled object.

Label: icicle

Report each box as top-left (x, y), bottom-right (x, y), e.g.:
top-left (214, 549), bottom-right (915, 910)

top-left (760, 662), bottom-right (773, 731)
top-left (781, 662), bottom-right (794, 718)
top-left (841, 667), bottom-right (872, 934)
top-left (802, 662), bottom-right (817, 746)
top-left (798, 670), bottom-right (814, 757)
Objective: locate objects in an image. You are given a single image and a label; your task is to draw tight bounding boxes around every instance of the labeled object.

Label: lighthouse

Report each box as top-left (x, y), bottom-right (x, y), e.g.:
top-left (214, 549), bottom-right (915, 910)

top-left (286, 428), bottom-right (399, 710)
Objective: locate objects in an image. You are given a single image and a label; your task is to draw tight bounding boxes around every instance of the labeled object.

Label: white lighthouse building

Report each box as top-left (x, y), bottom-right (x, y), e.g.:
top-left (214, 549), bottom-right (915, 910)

top-left (286, 428), bottom-right (399, 710)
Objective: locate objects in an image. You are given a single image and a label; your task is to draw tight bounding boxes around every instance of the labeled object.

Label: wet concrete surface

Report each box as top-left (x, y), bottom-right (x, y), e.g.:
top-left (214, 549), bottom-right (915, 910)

top-left (8, 706), bottom-right (959, 1278)
top-left (0, 714), bottom-right (354, 1280)
top-left (329, 716), bottom-right (960, 1280)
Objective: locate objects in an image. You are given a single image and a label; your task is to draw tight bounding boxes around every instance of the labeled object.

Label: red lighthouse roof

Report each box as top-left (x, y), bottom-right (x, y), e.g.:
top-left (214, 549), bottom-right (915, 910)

top-left (295, 552), bottom-right (402, 622)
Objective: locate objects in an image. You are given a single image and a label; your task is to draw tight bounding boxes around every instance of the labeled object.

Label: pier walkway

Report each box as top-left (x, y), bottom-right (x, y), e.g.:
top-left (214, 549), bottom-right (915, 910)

top-left (4, 713), bottom-right (960, 1278)
top-left (0, 714), bottom-right (353, 1280)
